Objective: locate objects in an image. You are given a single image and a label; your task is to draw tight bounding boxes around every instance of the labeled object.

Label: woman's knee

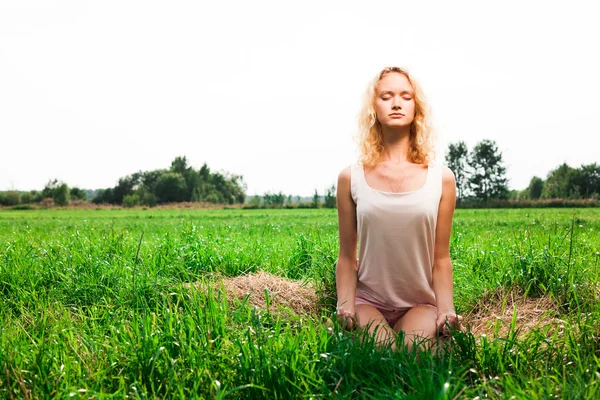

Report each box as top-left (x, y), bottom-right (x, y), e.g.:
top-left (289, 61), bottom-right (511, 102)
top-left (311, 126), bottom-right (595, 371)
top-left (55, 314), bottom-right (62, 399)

top-left (355, 304), bottom-right (396, 346)
top-left (355, 304), bottom-right (388, 330)
top-left (393, 305), bottom-right (437, 339)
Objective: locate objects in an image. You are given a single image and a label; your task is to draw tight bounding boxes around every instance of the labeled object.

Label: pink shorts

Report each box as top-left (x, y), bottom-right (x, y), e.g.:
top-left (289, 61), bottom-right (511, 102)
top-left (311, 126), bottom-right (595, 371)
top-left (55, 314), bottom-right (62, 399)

top-left (355, 295), bottom-right (437, 328)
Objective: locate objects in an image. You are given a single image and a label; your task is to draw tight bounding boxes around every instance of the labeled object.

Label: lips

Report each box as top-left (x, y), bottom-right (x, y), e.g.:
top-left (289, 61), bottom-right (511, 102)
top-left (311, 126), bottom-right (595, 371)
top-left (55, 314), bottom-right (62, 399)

top-left (389, 113), bottom-right (404, 117)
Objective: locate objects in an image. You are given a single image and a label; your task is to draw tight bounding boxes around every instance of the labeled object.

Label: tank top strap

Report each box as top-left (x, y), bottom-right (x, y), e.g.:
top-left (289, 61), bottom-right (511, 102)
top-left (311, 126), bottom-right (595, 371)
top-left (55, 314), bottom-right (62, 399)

top-left (350, 164), bottom-right (360, 203)
top-left (426, 162), bottom-right (444, 200)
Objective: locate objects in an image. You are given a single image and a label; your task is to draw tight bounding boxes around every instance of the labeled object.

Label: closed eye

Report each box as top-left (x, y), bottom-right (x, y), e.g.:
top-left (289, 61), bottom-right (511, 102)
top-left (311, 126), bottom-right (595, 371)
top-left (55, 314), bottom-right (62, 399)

top-left (381, 96), bottom-right (412, 101)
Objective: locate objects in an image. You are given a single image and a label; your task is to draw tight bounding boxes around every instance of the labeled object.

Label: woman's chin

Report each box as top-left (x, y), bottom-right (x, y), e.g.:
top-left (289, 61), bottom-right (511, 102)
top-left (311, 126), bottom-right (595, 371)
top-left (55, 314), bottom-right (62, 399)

top-left (382, 120), bottom-right (411, 129)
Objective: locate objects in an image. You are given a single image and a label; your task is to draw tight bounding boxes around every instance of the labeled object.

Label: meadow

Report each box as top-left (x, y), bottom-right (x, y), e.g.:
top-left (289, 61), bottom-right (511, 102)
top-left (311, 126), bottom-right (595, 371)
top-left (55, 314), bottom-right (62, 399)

top-left (1, 208), bottom-right (599, 399)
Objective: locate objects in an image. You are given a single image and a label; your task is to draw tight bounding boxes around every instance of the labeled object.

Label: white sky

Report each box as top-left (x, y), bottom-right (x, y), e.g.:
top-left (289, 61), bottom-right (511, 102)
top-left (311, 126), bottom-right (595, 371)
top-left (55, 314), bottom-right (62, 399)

top-left (1, 0), bottom-right (599, 197)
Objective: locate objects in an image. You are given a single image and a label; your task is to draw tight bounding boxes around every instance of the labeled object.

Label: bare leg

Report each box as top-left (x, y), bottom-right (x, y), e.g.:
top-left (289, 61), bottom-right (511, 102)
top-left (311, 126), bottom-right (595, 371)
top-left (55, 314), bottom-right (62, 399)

top-left (393, 305), bottom-right (437, 352)
top-left (355, 304), bottom-right (397, 350)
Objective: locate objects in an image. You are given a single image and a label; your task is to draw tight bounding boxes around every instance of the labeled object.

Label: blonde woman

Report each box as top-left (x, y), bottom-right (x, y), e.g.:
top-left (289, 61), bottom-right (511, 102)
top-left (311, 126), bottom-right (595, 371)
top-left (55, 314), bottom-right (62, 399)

top-left (335, 66), bottom-right (461, 351)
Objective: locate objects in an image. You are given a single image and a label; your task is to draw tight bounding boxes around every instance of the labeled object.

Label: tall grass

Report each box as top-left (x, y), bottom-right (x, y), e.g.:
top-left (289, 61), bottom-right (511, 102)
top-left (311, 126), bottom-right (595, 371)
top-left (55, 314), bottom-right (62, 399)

top-left (0, 208), bottom-right (599, 398)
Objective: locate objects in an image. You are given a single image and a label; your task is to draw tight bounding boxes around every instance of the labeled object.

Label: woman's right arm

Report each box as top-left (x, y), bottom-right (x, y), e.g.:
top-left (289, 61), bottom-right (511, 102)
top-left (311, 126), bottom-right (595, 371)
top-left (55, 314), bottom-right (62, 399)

top-left (335, 166), bottom-right (358, 329)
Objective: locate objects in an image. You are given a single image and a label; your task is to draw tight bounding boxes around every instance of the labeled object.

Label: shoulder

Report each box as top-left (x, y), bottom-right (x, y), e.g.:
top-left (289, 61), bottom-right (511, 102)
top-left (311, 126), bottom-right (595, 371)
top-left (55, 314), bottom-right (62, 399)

top-left (440, 165), bottom-right (456, 185)
top-left (337, 165), bottom-right (356, 203)
top-left (427, 161), bottom-right (455, 184)
top-left (337, 165), bottom-right (353, 185)
top-left (439, 165), bottom-right (456, 201)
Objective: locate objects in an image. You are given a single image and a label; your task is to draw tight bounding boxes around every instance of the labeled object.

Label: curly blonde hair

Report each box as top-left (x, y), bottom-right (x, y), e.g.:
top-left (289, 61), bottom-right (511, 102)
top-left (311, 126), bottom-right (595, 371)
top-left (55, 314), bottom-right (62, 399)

top-left (356, 66), bottom-right (436, 167)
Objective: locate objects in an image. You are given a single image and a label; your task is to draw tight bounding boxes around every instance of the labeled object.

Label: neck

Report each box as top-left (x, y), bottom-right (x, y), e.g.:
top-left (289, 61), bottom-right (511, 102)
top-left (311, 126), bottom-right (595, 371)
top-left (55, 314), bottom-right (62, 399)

top-left (380, 125), bottom-right (411, 163)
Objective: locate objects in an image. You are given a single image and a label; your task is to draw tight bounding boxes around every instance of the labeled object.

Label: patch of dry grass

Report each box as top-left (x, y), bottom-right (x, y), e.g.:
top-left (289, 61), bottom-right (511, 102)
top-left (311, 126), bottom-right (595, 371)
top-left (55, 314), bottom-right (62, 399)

top-left (462, 287), bottom-right (564, 339)
top-left (187, 273), bottom-right (571, 342)
top-left (186, 271), bottom-right (319, 317)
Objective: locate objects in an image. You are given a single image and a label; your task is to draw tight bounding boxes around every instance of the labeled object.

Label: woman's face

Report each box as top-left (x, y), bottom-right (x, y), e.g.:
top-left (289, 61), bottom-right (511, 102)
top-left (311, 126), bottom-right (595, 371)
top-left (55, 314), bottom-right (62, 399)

top-left (374, 72), bottom-right (416, 129)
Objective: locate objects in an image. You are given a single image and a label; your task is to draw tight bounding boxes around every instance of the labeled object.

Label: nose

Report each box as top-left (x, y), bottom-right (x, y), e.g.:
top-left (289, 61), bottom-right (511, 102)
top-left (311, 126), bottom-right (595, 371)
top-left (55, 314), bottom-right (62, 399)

top-left (392, 96), bottom-right (402, 109)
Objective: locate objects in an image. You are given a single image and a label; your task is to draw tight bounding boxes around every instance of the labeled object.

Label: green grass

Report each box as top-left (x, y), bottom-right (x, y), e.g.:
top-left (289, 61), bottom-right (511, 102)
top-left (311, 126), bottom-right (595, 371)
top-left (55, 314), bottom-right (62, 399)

top-left (1, 208), bottom-right (599, 398)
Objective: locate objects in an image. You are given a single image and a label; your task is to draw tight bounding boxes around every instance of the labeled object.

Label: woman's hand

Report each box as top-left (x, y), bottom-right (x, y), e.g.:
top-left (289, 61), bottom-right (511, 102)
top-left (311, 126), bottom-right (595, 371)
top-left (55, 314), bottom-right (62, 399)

top-left (336, 305), bottom-right (357, 331)
top-left (436, 310), bottom-right (462, 336)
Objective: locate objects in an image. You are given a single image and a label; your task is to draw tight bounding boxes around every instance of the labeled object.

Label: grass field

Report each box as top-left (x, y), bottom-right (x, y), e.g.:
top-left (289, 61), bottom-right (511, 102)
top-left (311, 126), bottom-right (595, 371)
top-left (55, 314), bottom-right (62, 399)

top-left (1, 208), bottom-right (600, 399)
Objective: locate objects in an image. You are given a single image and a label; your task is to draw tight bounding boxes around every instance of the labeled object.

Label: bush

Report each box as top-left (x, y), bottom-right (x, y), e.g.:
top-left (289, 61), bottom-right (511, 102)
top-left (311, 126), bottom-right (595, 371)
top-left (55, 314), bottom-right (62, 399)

top-left (30, 190), bottom-right (44, 203)
top-left (136, 187), bottom-right (157, 207)
top-left (155, 172), bottom-right (187, 203)
top-left (204, 192), bottom-right (225, 204)
top-left (123, 194), bottom-right (140, 208)
top-left (0, 191), bottom-right (21, 206)
top-left (20, 192), bottom-right (33, 204)
top-left (70, 187), bottom-right (87, 201)
top-left (12, 204), bottom-right (35, 210)
top-left (92, 188), bottom-right (115, 204)
top-left (52, 184), bottom-right (70, 206)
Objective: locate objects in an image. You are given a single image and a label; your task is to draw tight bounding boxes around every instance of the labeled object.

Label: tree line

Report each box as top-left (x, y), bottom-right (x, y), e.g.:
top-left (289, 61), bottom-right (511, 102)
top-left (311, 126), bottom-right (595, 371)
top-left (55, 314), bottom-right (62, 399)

top-left (92, 156), bottom-right (246, 206)
top-left (445, 139), bottom-right (600, 203)
top-left (0, 156), bottom-right (338, 209)
top-left (0, 157), bottom-right (247, 208)
top-left (244, 186), bottom-right (337, 209)
top-left (2, 147), bottom-right (598, 208)
top-left (513, 163), bottom-right (600, 201)
top-left (0, 179), bottom-right (88, 207)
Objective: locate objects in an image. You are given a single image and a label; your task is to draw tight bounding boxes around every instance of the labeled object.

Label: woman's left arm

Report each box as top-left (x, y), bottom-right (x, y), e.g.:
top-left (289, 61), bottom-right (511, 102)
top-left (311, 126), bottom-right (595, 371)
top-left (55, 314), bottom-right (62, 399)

top-left (432, 166), bottom-right (460, 335)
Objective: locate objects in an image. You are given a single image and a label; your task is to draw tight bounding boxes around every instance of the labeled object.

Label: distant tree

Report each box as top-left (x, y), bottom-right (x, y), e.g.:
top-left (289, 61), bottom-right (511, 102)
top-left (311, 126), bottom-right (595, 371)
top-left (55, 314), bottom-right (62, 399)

top-left (518, 188), bottom-right (529, 200)
top-left (187, 169), bottom-right (202, 201)
top-left (42, 179), bottom-right (60, 198)
top-left (141, 169), bottom-right (167, 194)
top-left (578, 162), bottom-right (600, 198)
top-left (135, 186), bottom-right (157, 206)
top-left (248, 195), bottom-right (261, 207)
top-left (263, 192), bottom-right (285, 208)
top-left (20, 192), bottom-right (33, 204)
top-left (274, 192), bottom-right (285, 207)
top-left (199, 163), bottom-right (211, 181)
top-left (0, 191), bottom-right (20, 206)
top-left (40, 179), bottom-right (70, 206)
top-left (154, 172), bottom-right (187, 203)
top-left (286, 195), bottom-right (293, 206)
top-left (84, 189), bottom-right (98, 201)
top-left (123, 194), bottom-right (140, 208)
top-left (113, 173), bottom-right (141, 204)
top-left (542, 162), bottom-right (600, 199)
top-left (209, 172), bottom-right (228, 203)
top-left (210, 171), bottom-right (246, 204)
top-left (30, 190), bottom-right (44, 203)
top-left (468, 139), bottom-right (509, 201)
top-left (170, 156), bottom-right (189, 176)
top-left (9, 191), bottom-right (21, 205)
top-left (324, 184), bottom-right (336, 208)
top-left (92, 188), bottom-right (115, 204)
top-left (527, 177), bottom-right (544, 200)
top-left (312, 189), bottom-right (321, 208)
top-left (171, 156), bottom-right (197, 201)
top-left (53, 183), bottom-right (70, 206)
top-left (70, 187), bottom-right (87, 201)
top-left (228, 173), bottom-right (247, 204)
top-left (89, 157), bottom-right (246, 206)
top-left (204, 190), bottom-right (225, 204)
top-left (541, 163), bottom-right (578, 199)
top-left (191, 185), bottom-right (202, 202)
top-left (445, 141), bottom-right (470, 200)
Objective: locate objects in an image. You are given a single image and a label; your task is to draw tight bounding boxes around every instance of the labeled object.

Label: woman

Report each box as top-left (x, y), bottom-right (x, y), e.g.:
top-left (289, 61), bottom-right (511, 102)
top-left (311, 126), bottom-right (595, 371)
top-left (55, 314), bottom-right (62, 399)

top-left (335, 66), bottom-right (461, 351)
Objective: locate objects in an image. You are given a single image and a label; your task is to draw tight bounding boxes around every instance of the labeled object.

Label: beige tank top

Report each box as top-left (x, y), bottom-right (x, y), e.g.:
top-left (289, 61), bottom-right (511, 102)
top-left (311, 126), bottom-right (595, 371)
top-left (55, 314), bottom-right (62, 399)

top-left (350, 162), bottom-right (443, 309)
